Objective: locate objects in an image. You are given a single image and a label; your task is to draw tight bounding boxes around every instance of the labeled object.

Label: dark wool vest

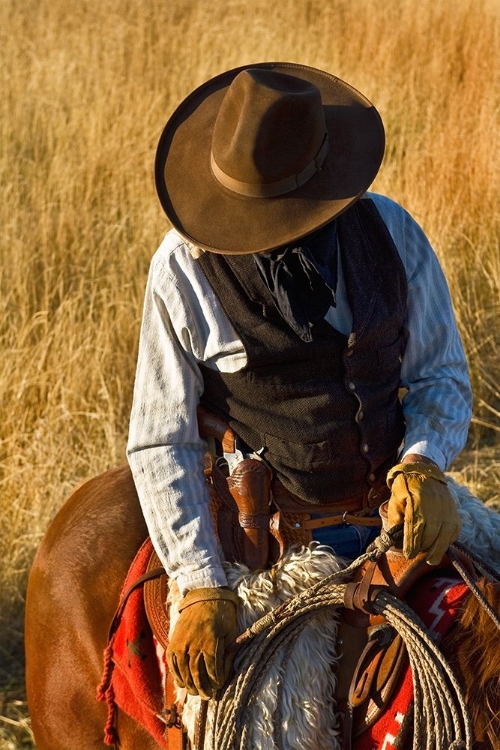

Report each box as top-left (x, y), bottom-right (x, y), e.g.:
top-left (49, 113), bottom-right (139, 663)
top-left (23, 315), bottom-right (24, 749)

top-left (197, 198), bottom-right (408, 505)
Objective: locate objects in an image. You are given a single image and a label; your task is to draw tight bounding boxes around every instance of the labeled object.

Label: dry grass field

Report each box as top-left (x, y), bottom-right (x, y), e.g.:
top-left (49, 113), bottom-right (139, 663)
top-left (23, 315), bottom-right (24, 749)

top-left (1, 0), bottom-right (500, 746)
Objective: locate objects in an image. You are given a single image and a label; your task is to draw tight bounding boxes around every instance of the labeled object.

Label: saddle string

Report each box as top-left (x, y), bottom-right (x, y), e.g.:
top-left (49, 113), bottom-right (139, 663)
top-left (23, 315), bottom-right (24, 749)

top-left (452, 538), bottom-right (500, 582)
top-left (447, 544), bottom-right (500, 631)
top-left (207, 530), bottom-right (475, 750)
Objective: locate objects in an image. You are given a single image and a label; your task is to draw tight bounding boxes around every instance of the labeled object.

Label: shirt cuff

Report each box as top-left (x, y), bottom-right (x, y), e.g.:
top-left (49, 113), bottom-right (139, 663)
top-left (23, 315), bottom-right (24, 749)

top-left (176, 565), bottom-right (228, 596)
top-left (400, 441), bottom-right (447, 472)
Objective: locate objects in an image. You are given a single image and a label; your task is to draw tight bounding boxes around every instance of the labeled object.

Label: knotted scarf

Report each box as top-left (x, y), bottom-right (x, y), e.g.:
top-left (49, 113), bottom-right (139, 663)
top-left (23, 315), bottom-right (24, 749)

top-left (253, 220), bottom-right (338, 342)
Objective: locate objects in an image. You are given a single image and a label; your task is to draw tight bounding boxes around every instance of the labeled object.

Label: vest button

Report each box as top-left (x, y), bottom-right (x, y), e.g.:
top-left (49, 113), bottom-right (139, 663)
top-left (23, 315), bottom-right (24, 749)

top-left (356, 410), bottom-right (364, 421)
top-left (348, 381), bottom-right (356, 391)
top-left (369, 473), bottom-right (376, 482)
top-left (362, 443), bottom-right (370, 453)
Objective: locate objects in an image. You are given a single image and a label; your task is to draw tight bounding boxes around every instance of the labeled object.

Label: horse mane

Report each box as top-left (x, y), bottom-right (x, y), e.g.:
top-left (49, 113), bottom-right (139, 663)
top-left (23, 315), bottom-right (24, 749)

top-left (441, 578), bottom-right (500, 749)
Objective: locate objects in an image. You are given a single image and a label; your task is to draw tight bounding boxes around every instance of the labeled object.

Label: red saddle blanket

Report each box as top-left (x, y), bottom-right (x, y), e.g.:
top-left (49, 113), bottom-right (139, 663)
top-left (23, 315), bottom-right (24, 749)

top-left (97, 538), bottom-right (169, 748)
top-left (97, 540), bottom-right (468, 749)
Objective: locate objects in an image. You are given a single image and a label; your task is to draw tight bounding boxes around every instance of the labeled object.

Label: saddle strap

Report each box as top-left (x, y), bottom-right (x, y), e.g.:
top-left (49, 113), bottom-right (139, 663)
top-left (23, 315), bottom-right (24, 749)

top-left (341, 623), bottom-right (408, 746)
top-left (105, 563), bottom-right (165, 644)
top-left (342, 545), bottom-right (479, 627)
top-left (144, 549), bottom-right (169, 649)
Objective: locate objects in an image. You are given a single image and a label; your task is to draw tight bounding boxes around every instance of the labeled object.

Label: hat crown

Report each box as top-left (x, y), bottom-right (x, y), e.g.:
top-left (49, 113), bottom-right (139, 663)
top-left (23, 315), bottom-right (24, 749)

top-left (211, 69), bottom-right (327, 189)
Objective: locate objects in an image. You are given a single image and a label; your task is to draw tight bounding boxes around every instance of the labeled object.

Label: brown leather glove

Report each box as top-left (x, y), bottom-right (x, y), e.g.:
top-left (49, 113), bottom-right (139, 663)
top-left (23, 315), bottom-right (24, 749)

top-left (167, 587), bottom-right (239, 699)
top-left (386, 462), bottom-right (461, 565)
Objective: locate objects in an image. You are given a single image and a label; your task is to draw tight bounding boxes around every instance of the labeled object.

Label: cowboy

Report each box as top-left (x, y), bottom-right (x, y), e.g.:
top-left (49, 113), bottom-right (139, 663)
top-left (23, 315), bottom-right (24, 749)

top-left (127, 63), bottom-right (472, 700)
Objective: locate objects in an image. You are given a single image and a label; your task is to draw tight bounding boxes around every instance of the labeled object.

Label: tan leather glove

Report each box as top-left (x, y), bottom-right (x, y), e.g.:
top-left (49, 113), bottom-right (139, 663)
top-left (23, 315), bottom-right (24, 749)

top-left (386, 462), bottom-right (461, 565)
top-left (167, 587), bottom-right (239, 699)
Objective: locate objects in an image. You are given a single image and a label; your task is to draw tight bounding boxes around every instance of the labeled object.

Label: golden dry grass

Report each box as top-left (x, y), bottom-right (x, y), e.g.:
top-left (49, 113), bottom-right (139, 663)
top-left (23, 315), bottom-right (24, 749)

top-left (1, 0), bottom-right (500, 746)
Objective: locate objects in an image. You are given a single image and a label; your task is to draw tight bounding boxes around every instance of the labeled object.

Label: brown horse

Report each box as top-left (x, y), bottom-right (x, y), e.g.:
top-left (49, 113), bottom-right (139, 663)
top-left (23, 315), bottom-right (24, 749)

top-left (25, 465), bottom-right (500, 750)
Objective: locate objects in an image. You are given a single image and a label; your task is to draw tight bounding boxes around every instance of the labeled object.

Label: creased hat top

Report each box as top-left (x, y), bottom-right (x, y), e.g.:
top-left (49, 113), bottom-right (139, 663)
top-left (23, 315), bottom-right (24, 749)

top-left (211, 69), bottom-right (329, 198)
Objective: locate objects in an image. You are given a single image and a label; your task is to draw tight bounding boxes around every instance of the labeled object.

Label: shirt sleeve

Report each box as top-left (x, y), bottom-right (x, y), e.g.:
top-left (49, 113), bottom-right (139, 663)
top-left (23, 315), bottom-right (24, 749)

top-left (126, 242), bottom-right (228, 594)
top-left (372, 194), bottom-right (472, 470)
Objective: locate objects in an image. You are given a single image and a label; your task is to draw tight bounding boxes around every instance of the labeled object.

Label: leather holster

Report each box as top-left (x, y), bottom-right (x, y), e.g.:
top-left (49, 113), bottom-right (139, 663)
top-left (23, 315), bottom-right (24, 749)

top-left (198, 407), bottom-right (383, 570)
top-left (208, 458), bottom-right (272, 570)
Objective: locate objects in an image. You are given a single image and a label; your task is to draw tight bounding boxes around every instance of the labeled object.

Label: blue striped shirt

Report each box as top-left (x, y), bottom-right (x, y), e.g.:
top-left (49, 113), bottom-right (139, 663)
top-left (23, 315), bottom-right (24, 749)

top-left (127, 193), bottom-right (472, 593)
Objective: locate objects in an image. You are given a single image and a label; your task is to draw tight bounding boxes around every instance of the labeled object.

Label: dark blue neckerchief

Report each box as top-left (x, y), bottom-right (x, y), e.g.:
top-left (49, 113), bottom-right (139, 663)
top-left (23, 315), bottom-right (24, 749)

top-left (253, 220), bottom-right (338, 342)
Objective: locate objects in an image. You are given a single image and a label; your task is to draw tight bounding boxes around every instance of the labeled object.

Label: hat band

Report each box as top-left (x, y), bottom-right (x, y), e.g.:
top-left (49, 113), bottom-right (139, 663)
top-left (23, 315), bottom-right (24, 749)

top-left (211, 131), bottom-right (329, 198)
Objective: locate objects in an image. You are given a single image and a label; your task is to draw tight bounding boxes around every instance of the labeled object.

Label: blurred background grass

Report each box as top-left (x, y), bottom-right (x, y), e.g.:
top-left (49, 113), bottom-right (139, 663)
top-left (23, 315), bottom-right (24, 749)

top-left (1, 0), bottom-right (499, 746)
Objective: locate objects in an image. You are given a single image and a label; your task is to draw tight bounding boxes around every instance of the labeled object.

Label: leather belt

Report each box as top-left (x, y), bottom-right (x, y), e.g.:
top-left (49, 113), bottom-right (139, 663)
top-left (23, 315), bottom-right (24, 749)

top-left (271, 477), bottom-right (389, 516)
top-left (303, 513), bottom-right (382, 530)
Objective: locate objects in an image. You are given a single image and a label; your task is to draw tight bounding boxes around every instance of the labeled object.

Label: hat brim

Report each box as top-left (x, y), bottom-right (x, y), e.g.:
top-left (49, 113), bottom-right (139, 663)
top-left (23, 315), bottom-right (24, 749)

top-left (155, 62), bottom-right (385, 255)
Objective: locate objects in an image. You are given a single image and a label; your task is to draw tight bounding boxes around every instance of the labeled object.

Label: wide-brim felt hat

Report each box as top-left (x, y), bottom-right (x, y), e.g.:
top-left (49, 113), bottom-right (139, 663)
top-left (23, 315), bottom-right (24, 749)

top-left (155, 62), bottom-right (385, 255)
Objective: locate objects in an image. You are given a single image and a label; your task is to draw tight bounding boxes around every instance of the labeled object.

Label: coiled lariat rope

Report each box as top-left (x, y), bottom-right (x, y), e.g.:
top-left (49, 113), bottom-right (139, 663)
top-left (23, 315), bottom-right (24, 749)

top-left (370, 592), bottom-right (471, 750)
top-left (207, 529), bottom-right (475, 750)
